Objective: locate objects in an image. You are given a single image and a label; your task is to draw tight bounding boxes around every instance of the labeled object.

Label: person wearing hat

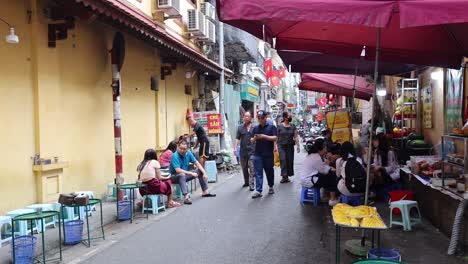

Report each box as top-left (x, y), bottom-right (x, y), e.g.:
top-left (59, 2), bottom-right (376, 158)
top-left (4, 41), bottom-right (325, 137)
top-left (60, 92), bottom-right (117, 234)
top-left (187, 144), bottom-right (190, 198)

top-left (250, 110), bottom-right (278, 198)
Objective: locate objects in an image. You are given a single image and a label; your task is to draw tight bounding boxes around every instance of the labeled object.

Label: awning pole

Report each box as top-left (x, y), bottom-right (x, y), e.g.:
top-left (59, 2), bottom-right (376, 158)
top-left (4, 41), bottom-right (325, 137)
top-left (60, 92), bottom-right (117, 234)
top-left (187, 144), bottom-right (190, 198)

top-left (364, 28), bottom-right (381, 206)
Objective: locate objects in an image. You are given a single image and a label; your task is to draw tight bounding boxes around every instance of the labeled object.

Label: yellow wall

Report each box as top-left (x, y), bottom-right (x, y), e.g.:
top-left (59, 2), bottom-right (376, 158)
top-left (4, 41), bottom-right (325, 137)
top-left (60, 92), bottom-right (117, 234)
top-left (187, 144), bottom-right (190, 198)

top-left (0, 0), bottom-right (36, 212)
top-left (0, 0), bottom-right (198, 214)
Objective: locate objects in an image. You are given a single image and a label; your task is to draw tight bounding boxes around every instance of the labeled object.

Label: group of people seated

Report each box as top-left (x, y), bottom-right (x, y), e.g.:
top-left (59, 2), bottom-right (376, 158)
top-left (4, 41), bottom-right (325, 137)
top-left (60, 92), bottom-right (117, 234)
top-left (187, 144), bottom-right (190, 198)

top-left (136, 116), bottom-right (216, 208)
top-left (300, 131), bottom-right (400, 206)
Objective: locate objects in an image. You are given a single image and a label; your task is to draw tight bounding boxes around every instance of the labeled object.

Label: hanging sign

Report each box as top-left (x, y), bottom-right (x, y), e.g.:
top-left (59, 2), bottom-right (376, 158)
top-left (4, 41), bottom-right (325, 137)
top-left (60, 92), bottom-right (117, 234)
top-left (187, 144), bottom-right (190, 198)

top-left (423, 85), bottom-right (433, 128)
top-left (446, 68), bottom-right (464, 131)
top-left (317, 97), bottom-right (327, 107)
top-left (207, 114), bottom-right (223, 135)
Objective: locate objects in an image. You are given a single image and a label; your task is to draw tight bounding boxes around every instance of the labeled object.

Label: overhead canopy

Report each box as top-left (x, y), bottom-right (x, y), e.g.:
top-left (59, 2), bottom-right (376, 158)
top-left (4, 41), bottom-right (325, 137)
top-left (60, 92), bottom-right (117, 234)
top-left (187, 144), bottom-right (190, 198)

top-left (278, 50), bottom-right (417, 75)
top-left (217, 0), bottom-right (468, 69)
top-left (299, 73), bottom-right (374, 101)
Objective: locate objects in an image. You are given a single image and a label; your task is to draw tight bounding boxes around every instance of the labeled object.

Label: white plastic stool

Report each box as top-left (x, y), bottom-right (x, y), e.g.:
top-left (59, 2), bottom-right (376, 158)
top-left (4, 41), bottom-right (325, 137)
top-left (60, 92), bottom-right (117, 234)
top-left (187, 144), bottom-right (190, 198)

top-left (0, 216), bottom-right (12, 248)
top-left (205, 160), bottom-right (218, 183)
top-left (54, 203), bottom-right (78, 222)
top-left (25, 204), bottom-right (56, 232)
top-left (6, 209), bottom-right (36, 235)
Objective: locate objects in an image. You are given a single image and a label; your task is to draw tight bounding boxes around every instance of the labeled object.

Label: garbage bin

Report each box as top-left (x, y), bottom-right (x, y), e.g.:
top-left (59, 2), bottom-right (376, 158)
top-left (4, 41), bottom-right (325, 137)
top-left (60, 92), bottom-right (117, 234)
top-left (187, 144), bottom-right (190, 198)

top-left (64, 220), bottom-right (84, 245)
top-left (11, 235), bottom-right (37, 264)
top-left (368, 248), bottom-right (401, 261)
top-left (117, 200), bottom-right (131, 220)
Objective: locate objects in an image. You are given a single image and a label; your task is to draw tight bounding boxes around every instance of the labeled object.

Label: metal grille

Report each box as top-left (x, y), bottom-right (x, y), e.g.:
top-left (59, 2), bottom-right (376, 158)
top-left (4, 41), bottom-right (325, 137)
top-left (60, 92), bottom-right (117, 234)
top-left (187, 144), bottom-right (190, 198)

top-left (158, 0), bottom-right (169, 7)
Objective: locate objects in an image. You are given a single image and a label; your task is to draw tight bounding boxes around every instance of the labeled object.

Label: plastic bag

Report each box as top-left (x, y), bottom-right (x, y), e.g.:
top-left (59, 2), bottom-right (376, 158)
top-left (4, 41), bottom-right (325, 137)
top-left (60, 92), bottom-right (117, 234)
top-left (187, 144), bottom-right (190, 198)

top-left (274, 150), bottom-right (280, 167)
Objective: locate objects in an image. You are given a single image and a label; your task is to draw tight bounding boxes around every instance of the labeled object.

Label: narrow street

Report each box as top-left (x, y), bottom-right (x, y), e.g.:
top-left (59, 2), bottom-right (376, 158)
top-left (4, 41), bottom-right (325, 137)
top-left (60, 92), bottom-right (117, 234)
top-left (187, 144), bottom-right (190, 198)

top-left (83, 152), bottom-right (333, 264)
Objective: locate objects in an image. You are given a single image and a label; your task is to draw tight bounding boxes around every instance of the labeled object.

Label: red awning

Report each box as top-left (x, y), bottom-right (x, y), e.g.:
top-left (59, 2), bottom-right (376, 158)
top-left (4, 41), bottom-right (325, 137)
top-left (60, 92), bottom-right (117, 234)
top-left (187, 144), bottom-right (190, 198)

top-left (72, 0), bottom-right (225, 75)
top-left (299, 73), bottom-right (374, 101)
top-left (217, 0), bottom-right (468, 69)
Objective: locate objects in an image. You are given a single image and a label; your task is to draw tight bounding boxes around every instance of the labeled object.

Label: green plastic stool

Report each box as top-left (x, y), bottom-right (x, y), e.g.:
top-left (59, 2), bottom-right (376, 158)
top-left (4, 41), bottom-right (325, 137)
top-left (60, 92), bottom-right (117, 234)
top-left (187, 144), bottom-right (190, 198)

top-left (142, 195), bottom-right (166, 215)
top-left (173, 183), bottom-right (190, 200)
top-left (389, 200), bottom-right (421, 231)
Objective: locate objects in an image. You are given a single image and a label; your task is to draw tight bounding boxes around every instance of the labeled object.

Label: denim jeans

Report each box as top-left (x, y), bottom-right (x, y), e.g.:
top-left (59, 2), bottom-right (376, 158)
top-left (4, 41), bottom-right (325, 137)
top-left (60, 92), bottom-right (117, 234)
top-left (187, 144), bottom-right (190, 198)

top-left (171, 170), bottom-right (208, 195)
top-left (253, 154), bottom-right (274, 193)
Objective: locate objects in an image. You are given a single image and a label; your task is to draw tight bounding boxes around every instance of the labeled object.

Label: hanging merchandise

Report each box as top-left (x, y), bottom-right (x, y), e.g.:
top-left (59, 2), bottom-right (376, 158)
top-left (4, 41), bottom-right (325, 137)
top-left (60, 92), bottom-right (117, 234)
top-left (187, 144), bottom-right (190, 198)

top-left (270, 75), bottom-right (281, 86)
top-left (264, 58), bottom-right (273, 79)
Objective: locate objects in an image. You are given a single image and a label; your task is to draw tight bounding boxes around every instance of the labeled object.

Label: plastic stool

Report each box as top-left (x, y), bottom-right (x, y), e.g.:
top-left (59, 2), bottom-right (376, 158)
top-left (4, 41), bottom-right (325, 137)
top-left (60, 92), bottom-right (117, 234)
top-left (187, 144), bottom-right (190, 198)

top-left (54, 203), bottom-right (78, 222)
top-left (25, 204), bottom-right (56, 232)
top-left (205, 160), bottom-right (218, 183)
top-left (173, 183), bottom-right (190, 200)
top-left (142, 195), bottom-right (166, 215)
top-left (6, 209), bottom-right (36, 236)
top-left (339, 195), bottom-right (363, 206)
top-left (300, 186), bottom-right (320, 206)
top-left (0, 216), bottom-right (12, 247)
top-left (390, 200), bottom-right (422, 231)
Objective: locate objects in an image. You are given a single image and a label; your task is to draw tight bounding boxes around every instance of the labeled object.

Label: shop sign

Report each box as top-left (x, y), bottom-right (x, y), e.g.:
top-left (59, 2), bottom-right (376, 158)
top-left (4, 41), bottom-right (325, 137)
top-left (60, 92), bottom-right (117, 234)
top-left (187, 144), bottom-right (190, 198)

top-left (287, 103), bottom-right (295, 108)
top-left (241, 80), bottom-right (260, 103)
top-left (331, 127), bottom-right (352, 143)
top-left (192, 111), bottom-right (217, 131)
top-left (325, 109), bottom-right (351, 129)
top-left (317, 97), bottom-right (327, 107)
top-left (207, 114), bottom-right (223, 135)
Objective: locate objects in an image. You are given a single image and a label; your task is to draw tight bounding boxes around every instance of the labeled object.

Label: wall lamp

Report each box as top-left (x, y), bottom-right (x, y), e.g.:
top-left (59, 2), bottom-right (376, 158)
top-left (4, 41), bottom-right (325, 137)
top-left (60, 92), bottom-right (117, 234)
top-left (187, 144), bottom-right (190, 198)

top-left (0, 18), bottom-right (19, 44)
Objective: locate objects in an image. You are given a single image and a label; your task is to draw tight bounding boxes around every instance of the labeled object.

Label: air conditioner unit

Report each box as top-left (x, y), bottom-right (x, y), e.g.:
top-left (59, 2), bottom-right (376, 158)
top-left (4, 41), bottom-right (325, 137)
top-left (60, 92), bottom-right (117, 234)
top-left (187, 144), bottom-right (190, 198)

top-left (206, 20), bottom-right (216, 44)
top-left (188, 9), bottom-right (206, 37)
top-left (200, 2), bottom-right (216, 20)
top-left (157, 0), bottom-right (180, 16)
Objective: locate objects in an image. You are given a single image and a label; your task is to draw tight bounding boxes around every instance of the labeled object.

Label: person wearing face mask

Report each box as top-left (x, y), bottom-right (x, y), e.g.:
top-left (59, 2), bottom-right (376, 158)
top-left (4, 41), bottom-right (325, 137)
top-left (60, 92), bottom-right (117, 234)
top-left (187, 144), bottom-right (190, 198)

top-left (277, 111), bottom-right (300, 183)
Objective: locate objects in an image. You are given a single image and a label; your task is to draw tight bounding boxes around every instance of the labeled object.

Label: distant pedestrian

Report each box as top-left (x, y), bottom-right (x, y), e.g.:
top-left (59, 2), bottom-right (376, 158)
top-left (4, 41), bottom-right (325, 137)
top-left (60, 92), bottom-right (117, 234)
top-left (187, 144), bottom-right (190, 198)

top-left (359, 119), bottom-right (372, 148)
top-left (277, 111), bottom-right (300, 183)
top-left (251, 110), bottom-right (278, 199)
top-left (234, 112), bottom-right (255, 190)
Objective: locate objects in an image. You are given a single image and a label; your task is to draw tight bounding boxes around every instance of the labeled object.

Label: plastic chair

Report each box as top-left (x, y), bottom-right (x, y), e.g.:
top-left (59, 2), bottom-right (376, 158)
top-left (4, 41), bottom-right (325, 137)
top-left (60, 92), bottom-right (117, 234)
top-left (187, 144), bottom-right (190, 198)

top-left (6, 209), bottom-right (36, 236)
top-left (25, 204), bottom-right (56, 232)
top-left (76, 191), bottom-right (96, 216)
top-left (0, 216), bottom-right (12, 248)
top-left (142, 195), bottom-right (166, 215)
top-left (390, 200), bottom-right (422, 231)
top-left (300, 186), bottom-right (320, 206)
top-left (205, 160), bottom-right (218, 183)
top-left (339, 195), bottom-right (363, 206)
top-left (173, 183), bottom-right (190, 200)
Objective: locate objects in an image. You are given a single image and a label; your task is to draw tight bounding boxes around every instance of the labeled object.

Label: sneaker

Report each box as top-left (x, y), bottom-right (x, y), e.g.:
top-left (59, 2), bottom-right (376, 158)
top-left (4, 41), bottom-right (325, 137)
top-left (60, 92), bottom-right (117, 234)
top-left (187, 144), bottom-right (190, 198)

top-left (328, 199), bottom-right (339, 207)
top-left (184, 199), bottom-right (193, 205)
top-left (242, 183), bottom-right (249, 188)
top-left (252, 192), bottom-right (263, 199)
top-left (249, 188), bottom-right (254, 192)
top-left (268, 187), bottom-right (275, 194)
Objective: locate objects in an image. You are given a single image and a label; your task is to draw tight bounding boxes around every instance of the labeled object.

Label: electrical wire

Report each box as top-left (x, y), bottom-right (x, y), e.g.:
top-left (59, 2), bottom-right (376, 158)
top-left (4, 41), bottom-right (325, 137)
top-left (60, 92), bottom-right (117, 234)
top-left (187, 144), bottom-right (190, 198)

top-left (0, 18), bottom-right (12, 27)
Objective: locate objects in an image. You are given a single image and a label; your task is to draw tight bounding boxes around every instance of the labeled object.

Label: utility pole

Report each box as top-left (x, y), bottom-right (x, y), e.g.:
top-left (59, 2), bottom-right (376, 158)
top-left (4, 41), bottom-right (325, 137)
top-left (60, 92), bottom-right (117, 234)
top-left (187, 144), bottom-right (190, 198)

top-left (218, 21), bottom-right (226, 150)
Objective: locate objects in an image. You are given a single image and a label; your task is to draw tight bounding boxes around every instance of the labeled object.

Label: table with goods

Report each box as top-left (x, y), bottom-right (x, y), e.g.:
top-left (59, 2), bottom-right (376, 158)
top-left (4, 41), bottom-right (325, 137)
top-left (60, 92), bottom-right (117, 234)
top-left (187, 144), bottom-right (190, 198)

top-left (332, 203), bottom-right (388, 264)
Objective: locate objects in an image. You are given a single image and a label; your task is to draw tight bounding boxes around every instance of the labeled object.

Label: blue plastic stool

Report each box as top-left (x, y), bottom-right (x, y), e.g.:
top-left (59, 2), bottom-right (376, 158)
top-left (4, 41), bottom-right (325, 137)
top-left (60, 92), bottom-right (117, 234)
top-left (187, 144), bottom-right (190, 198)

top-left (142, 195), bottom-right (166, 215)
top-left (339, 195), bottom-right (363, 206)
top-left (300, 186), bottom-right (320, 206)
top-left (205, 160), bottom-right (218, 183)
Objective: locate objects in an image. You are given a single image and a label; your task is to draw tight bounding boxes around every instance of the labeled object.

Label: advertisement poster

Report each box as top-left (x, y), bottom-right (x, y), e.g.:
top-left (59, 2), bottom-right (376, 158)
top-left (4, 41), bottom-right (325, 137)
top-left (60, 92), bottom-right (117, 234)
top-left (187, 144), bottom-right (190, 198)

top-left (422, 85), bottom-right (433, 128)
top-left (207, 114), bottom-right (223, 135)
top-left (446, 68), bottom-right (464, 132)
top-left (326, 109), bottom-right (352, 143)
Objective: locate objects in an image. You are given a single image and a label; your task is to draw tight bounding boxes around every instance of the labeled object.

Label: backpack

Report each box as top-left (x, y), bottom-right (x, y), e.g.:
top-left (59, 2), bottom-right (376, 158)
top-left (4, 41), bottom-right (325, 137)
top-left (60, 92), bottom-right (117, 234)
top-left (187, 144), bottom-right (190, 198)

top-left (344, 157), bottom-right (367, 193)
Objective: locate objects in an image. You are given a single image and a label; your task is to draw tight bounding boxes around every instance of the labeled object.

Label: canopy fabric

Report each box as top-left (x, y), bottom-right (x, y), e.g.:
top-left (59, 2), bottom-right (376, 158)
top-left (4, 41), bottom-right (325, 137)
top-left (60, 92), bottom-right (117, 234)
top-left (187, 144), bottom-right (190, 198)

top-left (298, 73), bottom-right (374, 101)
top-left (278, 50), bottom-right (417, 75)
top-left (217, 0), bottom-right (468, 69)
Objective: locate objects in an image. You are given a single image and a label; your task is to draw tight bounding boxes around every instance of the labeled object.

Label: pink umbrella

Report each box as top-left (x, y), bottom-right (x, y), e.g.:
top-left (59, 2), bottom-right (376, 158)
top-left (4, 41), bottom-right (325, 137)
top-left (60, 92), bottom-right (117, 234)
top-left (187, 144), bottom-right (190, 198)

top-left (299, 73), bottom-right (374, 101)
top-left (217, 0), bottom-right (468, 68)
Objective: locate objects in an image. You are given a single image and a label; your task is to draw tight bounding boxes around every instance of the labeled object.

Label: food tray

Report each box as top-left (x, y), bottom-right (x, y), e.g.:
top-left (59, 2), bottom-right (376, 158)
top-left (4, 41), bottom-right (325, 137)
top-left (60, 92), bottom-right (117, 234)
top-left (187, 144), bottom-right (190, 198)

top-left (332, 211), bottom-right (388, 230)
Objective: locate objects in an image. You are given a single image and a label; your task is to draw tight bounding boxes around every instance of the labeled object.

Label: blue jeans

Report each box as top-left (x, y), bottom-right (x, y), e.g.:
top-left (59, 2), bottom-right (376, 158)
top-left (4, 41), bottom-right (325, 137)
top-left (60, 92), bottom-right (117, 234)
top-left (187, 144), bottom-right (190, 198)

top-left (253, 155), bottom-right (275, 193)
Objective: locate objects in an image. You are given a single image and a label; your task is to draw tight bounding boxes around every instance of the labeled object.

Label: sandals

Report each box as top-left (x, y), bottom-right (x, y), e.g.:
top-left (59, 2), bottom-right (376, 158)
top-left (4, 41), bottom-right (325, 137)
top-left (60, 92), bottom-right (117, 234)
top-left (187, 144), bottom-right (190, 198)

top-left (168, 201), bottom-right (180, 208)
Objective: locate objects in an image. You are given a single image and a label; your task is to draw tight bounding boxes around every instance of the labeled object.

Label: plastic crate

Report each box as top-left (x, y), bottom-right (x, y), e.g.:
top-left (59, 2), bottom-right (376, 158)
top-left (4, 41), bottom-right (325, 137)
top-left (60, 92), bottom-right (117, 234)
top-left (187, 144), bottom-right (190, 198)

top-left (117, 201), bottom-right (132, 220)
top-left (11, 235), bottom-right (37, 264)
top-left (64, 220), bottom-right (84, 245)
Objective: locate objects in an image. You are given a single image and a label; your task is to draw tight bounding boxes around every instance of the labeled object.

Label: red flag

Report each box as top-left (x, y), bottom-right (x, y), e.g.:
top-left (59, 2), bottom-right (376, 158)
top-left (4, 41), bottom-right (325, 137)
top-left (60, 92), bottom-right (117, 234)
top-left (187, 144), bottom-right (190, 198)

top-left (272, 70), bottom-right (279, 78)
top-left (270, 75), bottom-right (280, 86)
top-left (264, 58), bottom-right (273, 78)
top-left (279, 67), bottom-right (286, 78)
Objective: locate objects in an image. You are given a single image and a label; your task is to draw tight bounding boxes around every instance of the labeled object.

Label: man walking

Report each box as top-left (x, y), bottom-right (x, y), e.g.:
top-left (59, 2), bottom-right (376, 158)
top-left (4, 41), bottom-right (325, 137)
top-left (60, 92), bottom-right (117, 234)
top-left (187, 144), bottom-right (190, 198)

top-left (251, 110), bottom-right (278, 199)
top-left (234, 112), bottom-right (255, 191)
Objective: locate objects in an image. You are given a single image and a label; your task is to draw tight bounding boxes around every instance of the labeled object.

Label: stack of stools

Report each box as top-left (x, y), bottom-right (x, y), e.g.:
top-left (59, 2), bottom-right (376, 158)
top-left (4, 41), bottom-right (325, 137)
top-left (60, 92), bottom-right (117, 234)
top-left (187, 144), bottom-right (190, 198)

top-left (390, 200), bottom-right (422, 231)
top-left (141, 195), bottom-right (166, 214)
top-left (205, 160), bottom-right (218, 183)
top-left (6, 209), bottom-right (36, 235)
top-left (300, 186), bottom-right (320, 206)
top-left (0, 216), bottom-right (11, 247)
top-left (25, 204), bottom-right (57, 232)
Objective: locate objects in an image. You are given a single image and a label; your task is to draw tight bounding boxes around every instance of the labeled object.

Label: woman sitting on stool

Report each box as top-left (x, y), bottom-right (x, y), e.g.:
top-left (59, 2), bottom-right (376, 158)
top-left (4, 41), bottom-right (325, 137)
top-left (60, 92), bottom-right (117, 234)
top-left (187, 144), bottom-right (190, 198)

top-left (137, 149), bottom-right (180, 208)
top-left (299, 139), bottom-right (339, 206)
top-left (336, 141), bottom-right (365, 197)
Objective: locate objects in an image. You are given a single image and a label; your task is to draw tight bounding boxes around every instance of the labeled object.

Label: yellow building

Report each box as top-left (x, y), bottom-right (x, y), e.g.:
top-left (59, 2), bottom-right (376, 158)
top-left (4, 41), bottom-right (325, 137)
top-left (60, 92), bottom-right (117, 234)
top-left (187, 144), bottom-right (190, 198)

top-left (0, 0), bottom-right (224, 214)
